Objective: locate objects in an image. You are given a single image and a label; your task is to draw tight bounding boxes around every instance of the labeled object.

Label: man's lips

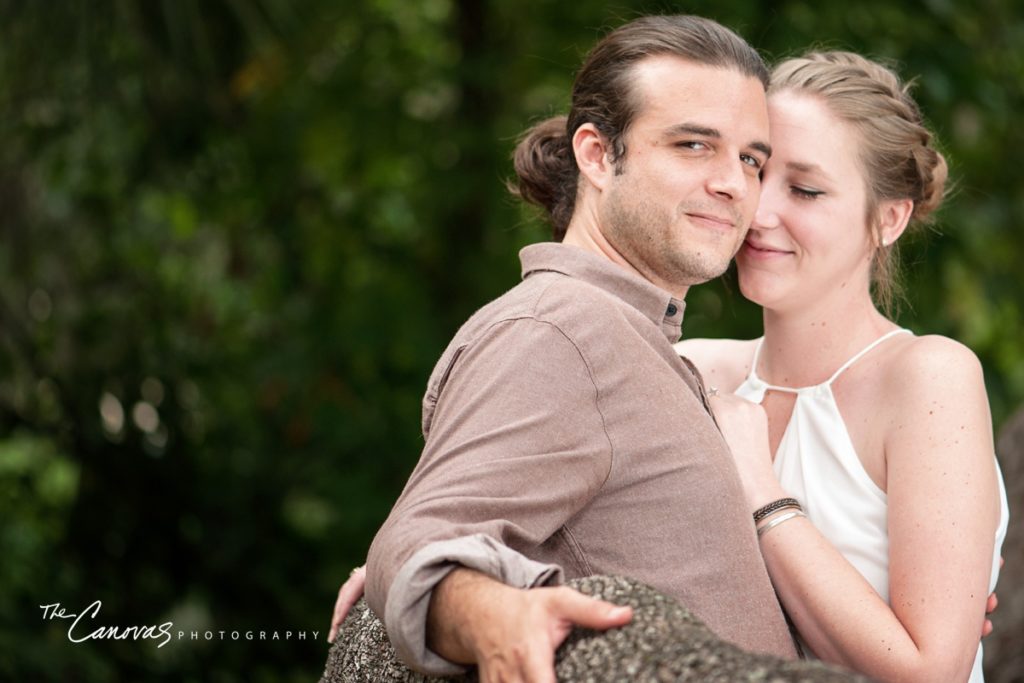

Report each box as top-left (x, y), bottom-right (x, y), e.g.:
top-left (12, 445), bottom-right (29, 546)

top-left (686, 212), bottom-right (736, 230)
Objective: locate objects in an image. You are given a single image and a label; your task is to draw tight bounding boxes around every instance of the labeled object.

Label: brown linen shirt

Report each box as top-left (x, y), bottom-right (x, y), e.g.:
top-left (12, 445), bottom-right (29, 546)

top-left (366, 242), bottom-right (796, 674)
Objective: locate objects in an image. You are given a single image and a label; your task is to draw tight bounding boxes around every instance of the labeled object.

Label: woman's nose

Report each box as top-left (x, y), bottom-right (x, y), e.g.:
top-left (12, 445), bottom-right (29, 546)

top-left (752, 191), bottom-right (782, 230)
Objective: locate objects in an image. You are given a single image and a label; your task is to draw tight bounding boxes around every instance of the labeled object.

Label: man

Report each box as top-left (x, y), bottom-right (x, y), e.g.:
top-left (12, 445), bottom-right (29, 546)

top-left (361, 15), bottom-right (794, 682)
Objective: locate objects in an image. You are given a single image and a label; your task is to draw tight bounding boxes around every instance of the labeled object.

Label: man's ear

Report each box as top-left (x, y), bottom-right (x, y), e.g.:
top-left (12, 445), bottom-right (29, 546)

top-left (875, 198), bottom-right (914, 248)
top-left (573, 123), bottom-right (615, 191)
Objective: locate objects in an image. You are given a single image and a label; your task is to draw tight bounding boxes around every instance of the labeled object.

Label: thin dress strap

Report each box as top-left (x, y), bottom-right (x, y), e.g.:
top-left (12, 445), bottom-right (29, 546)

top-left (746, 329), bottom-right (912, 393)
top-left (747, 337), bottom-right (799, 394)
top-left (749, 336), bottom-right (766, 376)
top-left (825, 328), bottom-right (912, 385)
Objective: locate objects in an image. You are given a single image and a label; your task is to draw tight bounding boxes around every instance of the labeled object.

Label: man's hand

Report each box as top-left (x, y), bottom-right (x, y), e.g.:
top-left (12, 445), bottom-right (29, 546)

top-left (427, 567), bottom-right (632, 683)
top-left (328, 565), bottom-right (367, 643)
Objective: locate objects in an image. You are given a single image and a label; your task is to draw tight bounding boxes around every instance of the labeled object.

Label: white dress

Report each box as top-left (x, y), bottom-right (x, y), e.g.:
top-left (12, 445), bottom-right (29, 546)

top-left (734, 329), bottom-right (1010, 682)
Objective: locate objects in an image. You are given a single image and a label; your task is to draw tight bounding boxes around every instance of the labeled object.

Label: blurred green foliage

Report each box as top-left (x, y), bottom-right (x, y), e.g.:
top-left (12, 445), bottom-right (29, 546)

top-left (0, 0), bottom-right (1021, 680)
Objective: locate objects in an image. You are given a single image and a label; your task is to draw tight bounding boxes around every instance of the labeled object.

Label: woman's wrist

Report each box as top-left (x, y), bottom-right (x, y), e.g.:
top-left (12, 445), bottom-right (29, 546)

top-left (752, 497), bottom-right (802, 523)
top-left (756, 508), bottom-right (807, 538)
top-left (750, 496), bottom-right (806, 539)
top-left (745, 484), bottom-right (790, 515)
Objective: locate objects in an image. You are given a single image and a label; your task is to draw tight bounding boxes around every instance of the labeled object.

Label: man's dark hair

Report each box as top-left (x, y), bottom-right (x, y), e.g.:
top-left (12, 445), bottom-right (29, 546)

top-left (509, 15), bottom-right (769, 240)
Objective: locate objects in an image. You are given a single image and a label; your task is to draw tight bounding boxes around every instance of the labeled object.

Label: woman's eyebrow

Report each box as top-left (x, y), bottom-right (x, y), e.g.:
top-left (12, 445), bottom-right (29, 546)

top-left (787, 160), bottom-right (834, 182)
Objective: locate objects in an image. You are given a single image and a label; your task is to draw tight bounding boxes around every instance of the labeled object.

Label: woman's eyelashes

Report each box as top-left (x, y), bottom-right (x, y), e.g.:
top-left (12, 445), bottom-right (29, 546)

top-left (790, 185), bottom-right (824, 200)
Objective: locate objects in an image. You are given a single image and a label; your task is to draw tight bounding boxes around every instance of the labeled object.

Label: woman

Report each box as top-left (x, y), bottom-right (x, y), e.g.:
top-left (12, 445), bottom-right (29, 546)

top-left (683, 51), bottom-right (1007, 682)
top-left (328, 52), bottom-right (1009, 682)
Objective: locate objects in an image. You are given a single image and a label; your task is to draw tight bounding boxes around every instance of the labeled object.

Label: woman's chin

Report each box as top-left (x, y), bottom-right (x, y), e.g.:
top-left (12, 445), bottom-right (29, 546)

top-left (737, 275), bottom-right (777, 308)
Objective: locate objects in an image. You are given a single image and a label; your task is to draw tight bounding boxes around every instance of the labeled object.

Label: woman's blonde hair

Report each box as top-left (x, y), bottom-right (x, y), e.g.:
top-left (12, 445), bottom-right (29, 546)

top-left (770, 51), bottom-right (948, 314)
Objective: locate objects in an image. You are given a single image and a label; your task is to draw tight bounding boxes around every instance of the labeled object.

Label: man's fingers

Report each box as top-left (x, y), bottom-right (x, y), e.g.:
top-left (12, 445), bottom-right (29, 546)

top-left (549, 588), bottom-right (632, 631)
top-left (982, 619), bottom-right (994, 638)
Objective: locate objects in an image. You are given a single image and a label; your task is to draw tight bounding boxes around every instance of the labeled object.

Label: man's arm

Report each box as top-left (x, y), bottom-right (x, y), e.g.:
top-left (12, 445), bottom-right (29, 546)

top-left (366, 317), bottom-right (620, 675)
top-left (426, 568), bottom-right (631, 683)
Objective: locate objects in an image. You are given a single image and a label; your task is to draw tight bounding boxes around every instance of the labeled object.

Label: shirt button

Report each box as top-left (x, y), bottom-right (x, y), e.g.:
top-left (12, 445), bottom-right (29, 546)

top-left (666, 304), bottom-right (678, 317)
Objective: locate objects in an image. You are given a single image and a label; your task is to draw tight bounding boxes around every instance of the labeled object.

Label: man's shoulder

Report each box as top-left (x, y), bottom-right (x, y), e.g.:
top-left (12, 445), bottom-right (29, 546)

top-left (421, 273), bottom-right (607, 436)
top-left (455, 270), bottom-right (617, 344)
top-left (425, 273), bottom-right (624, 396)
top-left (429, 272), bottom-right (581, 377)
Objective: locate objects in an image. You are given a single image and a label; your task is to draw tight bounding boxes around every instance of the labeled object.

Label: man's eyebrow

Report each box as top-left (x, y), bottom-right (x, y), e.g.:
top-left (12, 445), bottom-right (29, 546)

top-left (664, 124), bottom-right (720, 138)
top-left (664, 124), bottom-right (772, 158)
top-left (750, 141), bottom-right (772, 158)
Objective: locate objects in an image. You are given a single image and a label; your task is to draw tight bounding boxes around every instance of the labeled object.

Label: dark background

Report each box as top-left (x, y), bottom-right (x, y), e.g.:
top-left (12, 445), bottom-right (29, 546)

top-left (1, 1), bottom-right (1021, 681)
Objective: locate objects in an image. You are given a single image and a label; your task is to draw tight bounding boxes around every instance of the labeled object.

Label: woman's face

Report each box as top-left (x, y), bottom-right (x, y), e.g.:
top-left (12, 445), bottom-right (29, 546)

top-left (735, 91), bottom-right (877, 313)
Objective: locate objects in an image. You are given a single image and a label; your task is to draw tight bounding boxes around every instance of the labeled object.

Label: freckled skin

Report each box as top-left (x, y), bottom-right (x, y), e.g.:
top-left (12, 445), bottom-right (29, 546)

top-left (675, 91), bottom-right (1003, 682)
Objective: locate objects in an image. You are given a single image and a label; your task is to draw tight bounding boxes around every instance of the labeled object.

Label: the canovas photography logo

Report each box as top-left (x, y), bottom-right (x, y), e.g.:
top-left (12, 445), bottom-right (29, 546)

top-left (40, 601), bottom-right (320, 648)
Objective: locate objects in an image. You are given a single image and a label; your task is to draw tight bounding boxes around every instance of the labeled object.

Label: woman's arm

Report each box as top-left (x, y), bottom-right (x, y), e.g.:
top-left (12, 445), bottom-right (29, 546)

top-left (713, 336), bottom-right (1000, 682)
top-left (672, 338), bottom-right (757, 392)
top-left (329, 565), bottom-right (367, 642)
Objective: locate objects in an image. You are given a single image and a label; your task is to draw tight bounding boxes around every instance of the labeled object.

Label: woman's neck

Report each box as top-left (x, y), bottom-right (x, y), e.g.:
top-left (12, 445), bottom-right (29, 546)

top-left (758, 290), bottom-right (895, 387)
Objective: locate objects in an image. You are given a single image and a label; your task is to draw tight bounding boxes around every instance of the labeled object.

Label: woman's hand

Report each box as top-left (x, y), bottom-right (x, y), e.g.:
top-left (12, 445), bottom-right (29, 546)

top-left (982, 556), bottom-right (1004, 637)
top-left (328, 565), bottom-right (367, 643)
top-left (707, 392), bottom-right (787, 512)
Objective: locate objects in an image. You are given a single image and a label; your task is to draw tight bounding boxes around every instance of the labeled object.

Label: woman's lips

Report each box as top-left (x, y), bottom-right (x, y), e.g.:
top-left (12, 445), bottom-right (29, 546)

top-left (740, 240), bottom-right (793, 258)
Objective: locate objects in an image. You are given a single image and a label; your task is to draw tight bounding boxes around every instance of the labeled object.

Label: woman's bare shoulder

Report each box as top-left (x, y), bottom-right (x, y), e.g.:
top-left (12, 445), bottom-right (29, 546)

top-left (673, 337), bottom-right (760, 393)
top-left (884, 333), bottom-right (985, 395)
top-left (877, 333), bottom-right (990, 433)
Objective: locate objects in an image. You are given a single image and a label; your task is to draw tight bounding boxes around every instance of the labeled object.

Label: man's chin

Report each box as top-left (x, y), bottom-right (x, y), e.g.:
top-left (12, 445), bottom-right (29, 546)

top-left (671, 258), bottom-right (732, 286)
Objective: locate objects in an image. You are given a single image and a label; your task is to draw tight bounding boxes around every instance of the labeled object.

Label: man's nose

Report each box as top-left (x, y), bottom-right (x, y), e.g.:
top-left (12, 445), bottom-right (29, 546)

top-left (706, 157), bottom-right (748, 202)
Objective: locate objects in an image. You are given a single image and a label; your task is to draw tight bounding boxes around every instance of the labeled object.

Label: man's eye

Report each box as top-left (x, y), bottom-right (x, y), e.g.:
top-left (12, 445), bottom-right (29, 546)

top-left (676, 141), bottom-right (708, 151)
top-left (740, 154), bottom-right (763, 170)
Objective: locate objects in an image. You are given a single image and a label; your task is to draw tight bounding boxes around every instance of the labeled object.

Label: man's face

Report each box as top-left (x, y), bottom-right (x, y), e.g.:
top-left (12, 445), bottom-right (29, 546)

top-left (599, 55), bottom-right (770, 293)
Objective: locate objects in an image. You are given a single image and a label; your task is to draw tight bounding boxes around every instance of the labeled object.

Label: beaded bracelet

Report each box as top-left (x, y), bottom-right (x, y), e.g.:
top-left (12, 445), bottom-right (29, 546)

top-left (752, 497), bottom-right (802, 523)
top-left (756, 509), bottom-right (807, 538)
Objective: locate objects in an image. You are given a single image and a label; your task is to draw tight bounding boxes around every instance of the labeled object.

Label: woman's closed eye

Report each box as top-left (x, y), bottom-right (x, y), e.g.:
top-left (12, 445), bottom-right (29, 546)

top-left (791, 185), bottom-right (824, 200)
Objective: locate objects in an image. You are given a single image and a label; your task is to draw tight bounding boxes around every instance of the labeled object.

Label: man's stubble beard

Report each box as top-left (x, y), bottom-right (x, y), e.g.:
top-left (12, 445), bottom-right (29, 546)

top-left (603, 186), bottom-right (739, 288)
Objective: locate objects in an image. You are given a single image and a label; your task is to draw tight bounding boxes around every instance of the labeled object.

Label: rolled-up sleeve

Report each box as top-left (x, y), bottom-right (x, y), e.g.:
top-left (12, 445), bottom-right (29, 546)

top-left (365, 317), bottom-right (612, 674)
top-left (383, 535), bottom-right (564, 674)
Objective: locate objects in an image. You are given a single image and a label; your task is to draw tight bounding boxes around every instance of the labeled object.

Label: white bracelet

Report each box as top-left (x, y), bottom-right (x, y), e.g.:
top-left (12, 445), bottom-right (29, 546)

top-left (756, 509), bottom-right (807, 538)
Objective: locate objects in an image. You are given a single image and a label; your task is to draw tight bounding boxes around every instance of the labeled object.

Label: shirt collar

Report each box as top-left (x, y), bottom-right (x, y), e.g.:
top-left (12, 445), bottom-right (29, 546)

top-left (519, 242), bottom-right (686, 342)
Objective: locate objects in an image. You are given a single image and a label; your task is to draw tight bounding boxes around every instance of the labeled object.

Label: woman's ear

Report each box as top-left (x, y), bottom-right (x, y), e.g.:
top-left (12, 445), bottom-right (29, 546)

top-left (875, 198), bottom-right (914, 247)
top-left (573, 123), bottom-right (614, 191)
